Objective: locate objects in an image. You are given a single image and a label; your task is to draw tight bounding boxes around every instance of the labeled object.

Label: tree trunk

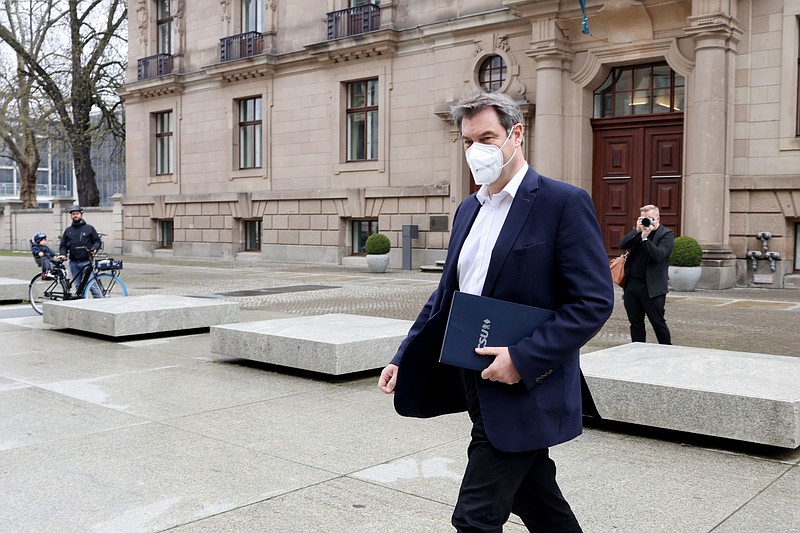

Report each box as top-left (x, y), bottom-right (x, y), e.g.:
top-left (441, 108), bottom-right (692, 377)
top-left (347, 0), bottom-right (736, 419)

top-left (72, 139), bottom-right (100, 207)
top-left (18, 162), bottom-right (38, 209)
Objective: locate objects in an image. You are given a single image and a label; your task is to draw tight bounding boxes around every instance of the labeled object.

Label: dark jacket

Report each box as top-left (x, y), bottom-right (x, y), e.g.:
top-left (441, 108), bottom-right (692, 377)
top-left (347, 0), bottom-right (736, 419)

top-left (59, 219), bottom-right (102, 262)
top-left (391, 168), bottom-right (615, 453)
top-left (30, 242), bottom-right (55, 266)
top-left (620, 224), bottom-right (675, 298)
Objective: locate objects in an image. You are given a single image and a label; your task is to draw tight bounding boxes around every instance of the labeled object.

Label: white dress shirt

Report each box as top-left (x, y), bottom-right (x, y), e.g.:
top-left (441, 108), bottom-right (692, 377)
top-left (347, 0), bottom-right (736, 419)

top-left (457, 165), bottom-right (528, 295)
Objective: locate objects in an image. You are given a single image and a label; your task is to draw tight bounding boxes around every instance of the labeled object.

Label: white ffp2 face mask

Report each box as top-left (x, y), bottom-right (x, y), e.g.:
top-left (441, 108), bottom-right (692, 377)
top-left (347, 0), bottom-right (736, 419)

top-left (464, 128), bottom-right (517, 186)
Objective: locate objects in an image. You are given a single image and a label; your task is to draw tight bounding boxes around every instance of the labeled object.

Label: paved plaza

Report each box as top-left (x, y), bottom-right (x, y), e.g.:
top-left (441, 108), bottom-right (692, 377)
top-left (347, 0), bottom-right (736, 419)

top-left (0, 253), bottom-right (798, 532)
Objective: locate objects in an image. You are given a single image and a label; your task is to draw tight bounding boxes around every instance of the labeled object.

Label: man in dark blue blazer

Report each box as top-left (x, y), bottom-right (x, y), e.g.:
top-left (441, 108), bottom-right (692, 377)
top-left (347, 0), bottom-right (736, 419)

top-left (379, 91), bottom-right (614, 532)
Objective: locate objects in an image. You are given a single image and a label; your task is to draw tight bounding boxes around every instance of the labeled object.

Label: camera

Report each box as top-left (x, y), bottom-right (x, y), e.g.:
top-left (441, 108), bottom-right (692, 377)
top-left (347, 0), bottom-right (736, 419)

top-left (641, 216), bottom-right (656, 227)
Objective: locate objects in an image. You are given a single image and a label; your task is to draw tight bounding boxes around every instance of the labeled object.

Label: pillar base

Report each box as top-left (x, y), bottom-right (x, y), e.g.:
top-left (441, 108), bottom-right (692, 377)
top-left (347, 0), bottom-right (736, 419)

top-left (697, 246), bottom-right (736, 290)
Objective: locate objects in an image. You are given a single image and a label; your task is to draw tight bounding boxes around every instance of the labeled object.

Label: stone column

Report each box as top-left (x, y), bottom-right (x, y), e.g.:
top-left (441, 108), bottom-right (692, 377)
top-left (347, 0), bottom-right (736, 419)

top-left (683, 11), bottom-right (741, 289)
top-left (526, 15), bottom-right (573, 180)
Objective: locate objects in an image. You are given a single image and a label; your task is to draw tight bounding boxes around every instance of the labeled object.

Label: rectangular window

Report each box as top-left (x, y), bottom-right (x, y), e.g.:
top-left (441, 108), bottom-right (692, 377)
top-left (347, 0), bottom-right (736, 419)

top-left (346, 79), bottom-right (378, 161)
top-left (238, 97), bottom-right (262, 169)
top-left (155, 111), bottom-right (174, 175)
top-left (244, 219), bottom-right (262, 251)
top-left (352, 219), bottom-right (378, 254)
top-left (797, 25), bottom-right (800, 136)
top-left (795, 222), bottom-right (800, 271)
top-left (241, 0), bottom-right (263, 32)
top-left (157, 0), bottom-right (172, 54)
top-left (160, 220), bottom-right (174, 248)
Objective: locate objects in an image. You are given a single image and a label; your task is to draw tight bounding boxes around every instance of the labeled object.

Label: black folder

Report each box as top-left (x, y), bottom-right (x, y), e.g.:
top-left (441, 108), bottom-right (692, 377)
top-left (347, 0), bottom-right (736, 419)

top-left (439, 291), bottom-right (555, 371)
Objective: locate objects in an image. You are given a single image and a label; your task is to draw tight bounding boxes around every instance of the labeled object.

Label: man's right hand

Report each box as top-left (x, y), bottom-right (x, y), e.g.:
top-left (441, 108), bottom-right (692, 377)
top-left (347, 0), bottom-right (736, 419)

top-left (378, 364), bottom-right (398, 394)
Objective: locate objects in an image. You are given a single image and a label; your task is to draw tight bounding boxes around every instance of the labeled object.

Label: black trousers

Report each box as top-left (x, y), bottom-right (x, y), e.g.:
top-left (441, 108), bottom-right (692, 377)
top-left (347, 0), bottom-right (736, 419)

top-left (452, 371), bottom-right (582, 533)
top-left (623, 278), bottom-right (671, 344)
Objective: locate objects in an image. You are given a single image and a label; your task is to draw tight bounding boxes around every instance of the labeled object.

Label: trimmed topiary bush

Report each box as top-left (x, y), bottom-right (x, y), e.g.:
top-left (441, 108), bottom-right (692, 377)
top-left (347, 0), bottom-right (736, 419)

top-left (364, 233), bottom-right (390, 255)
top-left (670, 236), bottom-right (702, 267)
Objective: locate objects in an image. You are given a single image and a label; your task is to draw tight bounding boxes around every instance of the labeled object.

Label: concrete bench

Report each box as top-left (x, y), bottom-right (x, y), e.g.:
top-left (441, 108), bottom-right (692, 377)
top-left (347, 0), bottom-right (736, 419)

top-left (211, 313), bottom-right (412, 375)
top-left (0, 277), bottom-right (29, 301)
top-left (582, 343), bottom-right (800, 448)
top-left (43, 294), bottom-right (239, 337)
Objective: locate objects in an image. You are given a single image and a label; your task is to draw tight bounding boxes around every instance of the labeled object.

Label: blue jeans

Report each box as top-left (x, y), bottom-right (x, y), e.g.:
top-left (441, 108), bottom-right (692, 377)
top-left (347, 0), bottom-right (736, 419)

top-left (70, 260), bottom-right (101, 298)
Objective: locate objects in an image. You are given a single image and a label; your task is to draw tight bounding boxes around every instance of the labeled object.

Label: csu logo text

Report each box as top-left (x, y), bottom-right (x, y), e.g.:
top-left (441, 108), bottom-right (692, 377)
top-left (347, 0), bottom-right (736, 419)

top-left (477, 319), bottom-right (491, 348)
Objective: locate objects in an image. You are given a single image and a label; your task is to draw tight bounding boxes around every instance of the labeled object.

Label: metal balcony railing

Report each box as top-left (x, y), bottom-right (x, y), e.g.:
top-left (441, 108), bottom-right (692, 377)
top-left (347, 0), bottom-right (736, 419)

top-left (327, 4), bottom-right (381, 40)
top-left (220, 32), bottom-right (265, 62)
top-left (0, 183), bottom-right (72, 197)
top-left (137, 53), bottom-right (174, 81)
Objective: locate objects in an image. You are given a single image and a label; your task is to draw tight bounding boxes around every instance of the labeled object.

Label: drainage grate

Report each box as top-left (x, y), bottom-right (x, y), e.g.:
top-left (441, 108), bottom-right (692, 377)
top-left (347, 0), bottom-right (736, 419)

top-left (213, 284), bottom-right (337, 297)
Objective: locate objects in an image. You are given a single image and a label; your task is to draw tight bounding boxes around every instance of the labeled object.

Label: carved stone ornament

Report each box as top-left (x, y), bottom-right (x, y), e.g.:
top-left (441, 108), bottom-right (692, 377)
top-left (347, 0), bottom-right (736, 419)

top-left (136, 0), bottom-right (148, 48)
top-left (220, 0), bottom-right (231, 22)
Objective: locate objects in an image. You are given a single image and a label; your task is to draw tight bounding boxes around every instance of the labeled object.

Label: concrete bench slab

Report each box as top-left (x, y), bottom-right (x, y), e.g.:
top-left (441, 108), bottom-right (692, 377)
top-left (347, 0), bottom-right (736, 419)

top-left (43, 294), bottom-right (239, 337)
top-left (0, 277), bottom-right (29, 301)
top-left (211, 313), bottom-right (412, 375)
top-left (582, 343), bottom-right (800, 448)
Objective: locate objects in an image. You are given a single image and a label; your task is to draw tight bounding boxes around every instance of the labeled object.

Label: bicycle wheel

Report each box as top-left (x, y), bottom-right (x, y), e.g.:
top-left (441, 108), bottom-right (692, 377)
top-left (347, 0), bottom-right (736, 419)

top-left (28, 274), bottom-right (68, 315)
top-left (83, 273), bottom-right (128, 299)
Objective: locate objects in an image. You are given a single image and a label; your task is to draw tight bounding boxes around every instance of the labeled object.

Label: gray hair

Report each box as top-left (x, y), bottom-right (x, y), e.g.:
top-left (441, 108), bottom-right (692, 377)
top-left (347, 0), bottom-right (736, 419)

top-left (450, 90), bottom-right (523, 135)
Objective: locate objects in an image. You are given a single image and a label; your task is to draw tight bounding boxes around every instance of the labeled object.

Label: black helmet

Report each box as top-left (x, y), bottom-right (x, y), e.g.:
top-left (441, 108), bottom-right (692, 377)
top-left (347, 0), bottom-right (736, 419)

top-left (68, 203), bottom-right (83, 213)
top-left (33, 232), bottom-right (46, 244)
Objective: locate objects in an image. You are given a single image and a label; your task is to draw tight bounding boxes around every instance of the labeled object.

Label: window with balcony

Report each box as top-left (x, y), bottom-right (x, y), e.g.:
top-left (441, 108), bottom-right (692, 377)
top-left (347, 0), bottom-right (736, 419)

top-left (352, 219), bottom-right (378, 255)
top-left (244, 219), bottom-right (262, 251)
top-left (346, 79), bottom-right (378, 162)
top-left (137, 0), bottom-right (174, 80)
top-left (327, 1), bottom-right (380, 39)
top-left (157, 0), bottom-right (172, 55)
top-left (593, 63), bottom-right (684, 118)
top-left (238, 97), bottom-right (263, 169)
top-left (154, 111), bottom-right (174, 175)
top-left (478, 55), bottom-right (507, 92)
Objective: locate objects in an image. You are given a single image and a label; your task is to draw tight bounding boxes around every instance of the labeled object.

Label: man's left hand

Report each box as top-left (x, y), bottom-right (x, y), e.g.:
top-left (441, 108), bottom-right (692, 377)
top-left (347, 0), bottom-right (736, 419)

top-left (476, 346), bottom-right (521, 384)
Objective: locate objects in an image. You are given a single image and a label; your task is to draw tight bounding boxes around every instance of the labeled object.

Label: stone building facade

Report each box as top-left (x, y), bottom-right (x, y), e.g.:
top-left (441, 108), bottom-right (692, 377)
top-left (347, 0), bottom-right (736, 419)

top-left (121, 0), bottom-right (800, 288)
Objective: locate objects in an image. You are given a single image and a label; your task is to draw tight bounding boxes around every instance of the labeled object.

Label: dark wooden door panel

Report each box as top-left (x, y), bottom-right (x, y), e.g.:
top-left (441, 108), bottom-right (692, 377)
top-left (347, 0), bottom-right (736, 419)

top-left (592, 116), bottom-right (683, 255)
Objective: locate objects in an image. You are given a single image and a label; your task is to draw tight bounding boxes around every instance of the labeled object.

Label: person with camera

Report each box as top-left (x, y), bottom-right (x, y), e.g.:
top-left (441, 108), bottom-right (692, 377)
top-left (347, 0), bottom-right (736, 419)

top-left (59, 203), bottom-right (102, 298)
top-left (619, 204), bottom-right (675, 344)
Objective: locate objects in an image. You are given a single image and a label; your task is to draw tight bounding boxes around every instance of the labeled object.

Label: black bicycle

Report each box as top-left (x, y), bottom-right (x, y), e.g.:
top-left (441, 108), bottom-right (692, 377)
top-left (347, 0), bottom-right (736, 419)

top-left (28, 256), bottom-right (128, 315)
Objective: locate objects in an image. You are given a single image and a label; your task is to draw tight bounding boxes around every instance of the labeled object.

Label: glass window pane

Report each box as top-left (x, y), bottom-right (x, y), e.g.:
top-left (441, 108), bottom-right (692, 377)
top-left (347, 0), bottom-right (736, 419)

top-left (674, 86), bottom-right (685, 112)
top-left (348, 112), bottom-right (365, 161)
top-left (367, 80), bottom-right (378, 106)
top-left (254, 97), bottom-right (262, 120)
top-left (653, 65), bottom-right (671, 87)
top-left (634, 67), bottom-right (652, 90)
top-left (0, 168), bottom-right (13, 184)
top-left (367, 110), bottom-right (378, 160)
top-left (254, 124), bottom-right (262, 167)
top-left (348, 82), bottom-right (365, 108)
top-left (632, 90), bottom-right (651, 114)
top-left (614, 92), bottom-right (632, 116)
top-left (158, 0), bottom-right (170, 19)
top-left (653, 88), bottom-right (671, 113)
top-left (615, 69), bottom-right (632, 91)
top-left (240, 125), bottom-right (252, 168)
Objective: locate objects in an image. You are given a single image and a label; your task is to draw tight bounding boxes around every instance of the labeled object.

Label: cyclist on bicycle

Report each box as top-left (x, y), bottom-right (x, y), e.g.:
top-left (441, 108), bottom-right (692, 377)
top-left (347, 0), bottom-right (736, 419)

top-left (59, 203), bottom-right (102, 297)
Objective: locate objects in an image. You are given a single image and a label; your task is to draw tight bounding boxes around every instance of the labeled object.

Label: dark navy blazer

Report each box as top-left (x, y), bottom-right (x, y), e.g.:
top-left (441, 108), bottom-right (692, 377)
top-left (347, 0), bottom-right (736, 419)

top-left (391, 168), bottom-right (614, 452)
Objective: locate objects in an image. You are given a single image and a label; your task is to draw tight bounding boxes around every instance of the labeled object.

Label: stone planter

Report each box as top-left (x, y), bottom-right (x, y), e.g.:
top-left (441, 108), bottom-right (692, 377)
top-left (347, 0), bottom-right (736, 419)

top-left (366, 253), bottom-right (390, 273)
top-left (669, 266), bottom-right (702, 292)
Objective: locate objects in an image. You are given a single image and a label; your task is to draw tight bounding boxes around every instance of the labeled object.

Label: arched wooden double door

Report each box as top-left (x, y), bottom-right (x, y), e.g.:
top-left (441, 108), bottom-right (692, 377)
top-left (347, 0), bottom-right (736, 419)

top-left (592, 114), bottom-right (683, 257)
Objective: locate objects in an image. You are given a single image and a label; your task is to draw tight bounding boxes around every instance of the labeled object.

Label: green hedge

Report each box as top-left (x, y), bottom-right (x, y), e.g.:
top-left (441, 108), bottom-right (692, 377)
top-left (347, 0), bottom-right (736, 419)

top-left (669, 236), bottom-right (702, 267)
top-left (364, 233), bottom-right (391, 254)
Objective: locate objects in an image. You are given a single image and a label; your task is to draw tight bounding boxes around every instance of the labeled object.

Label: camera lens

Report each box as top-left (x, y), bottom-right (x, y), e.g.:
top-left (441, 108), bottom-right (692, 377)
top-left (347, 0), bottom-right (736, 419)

top-left (641, 217), bottom-right (651, 227)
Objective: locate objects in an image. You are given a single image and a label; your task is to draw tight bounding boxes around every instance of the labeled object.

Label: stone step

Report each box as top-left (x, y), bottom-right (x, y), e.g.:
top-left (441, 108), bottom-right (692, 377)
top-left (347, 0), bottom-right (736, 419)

top-left (419, 264), bottom-right (443, 273)
top-left (43, 294), bottom-right (239, 337)
top-left (211, 313), bottom-right (412, 375)
top-left (582, 343), bottom-right (800, 448)
top-left (0, 277), bottom-right (29, 302)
